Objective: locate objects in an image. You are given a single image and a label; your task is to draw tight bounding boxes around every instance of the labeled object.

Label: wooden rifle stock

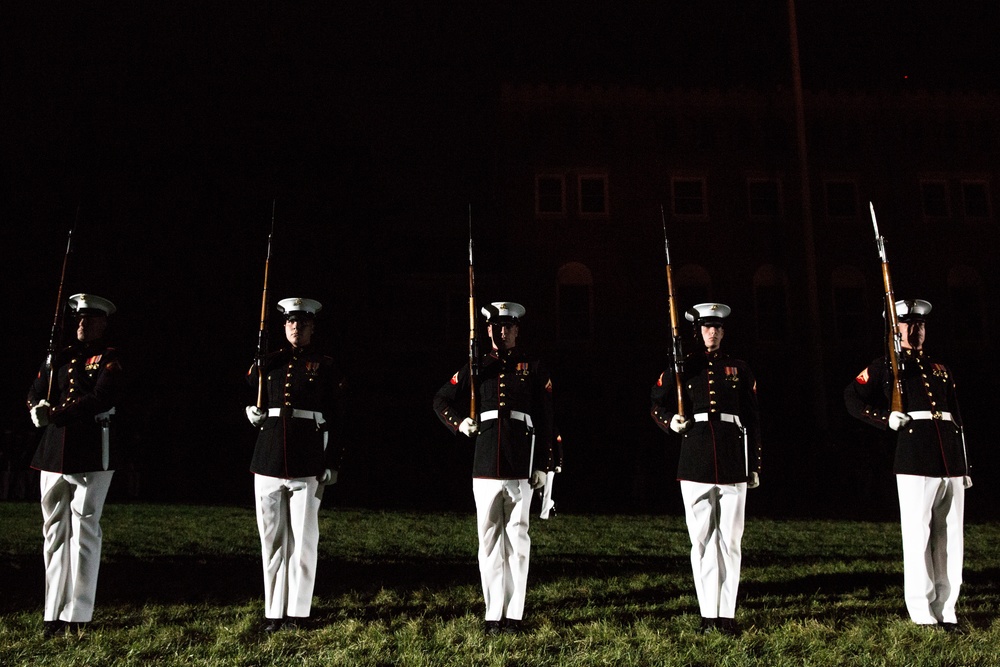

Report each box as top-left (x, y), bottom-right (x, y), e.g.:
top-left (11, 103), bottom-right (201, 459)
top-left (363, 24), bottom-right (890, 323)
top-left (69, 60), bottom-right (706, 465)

top-left (45, 212), bottom-right (78, 402)
top-left (870, 202), bottom-right (904, 413)
top-left (468, 205), bottom-right (478, 419)
top-left (256, 201), bottom-right (276, 409)
top-left (661, 207), bottom-right (685, 418)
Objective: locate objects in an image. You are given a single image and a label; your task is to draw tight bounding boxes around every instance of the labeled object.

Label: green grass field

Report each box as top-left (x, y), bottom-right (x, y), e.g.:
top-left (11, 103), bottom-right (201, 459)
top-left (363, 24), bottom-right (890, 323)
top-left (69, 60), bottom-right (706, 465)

top-left (1, 503), bottom-right (998, 666)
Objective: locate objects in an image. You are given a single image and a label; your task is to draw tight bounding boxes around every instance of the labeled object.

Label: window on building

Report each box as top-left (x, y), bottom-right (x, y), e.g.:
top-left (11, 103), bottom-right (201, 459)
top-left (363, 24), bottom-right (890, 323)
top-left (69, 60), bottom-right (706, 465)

top-left (535, 174), bottom-right (565, 216)
top-left (753, 265), bottom-right (789, 341)
top-left (557, 262), bottom-right (594, 341)
top-left (748, 178), bottom-right (781, 217)
top-left (831, 266), bottom-right (867, 340)
top-left (948, 266), bottom-right (984, 338)
top-left (672, 177), bottom-right (706, 216)
top-left (920, 180), bottom-right (950, 218)
top-left (961, 180), bottom-right (990, 219)
top-left (578, 174), bottom-right (608, 215)
top-left (824, 180), bottom-right (858, 217)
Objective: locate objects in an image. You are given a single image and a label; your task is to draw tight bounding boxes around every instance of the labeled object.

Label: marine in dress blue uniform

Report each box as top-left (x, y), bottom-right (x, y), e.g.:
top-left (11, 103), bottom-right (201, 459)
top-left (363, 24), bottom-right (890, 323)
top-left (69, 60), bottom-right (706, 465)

top-left (844, 299), bottom-right (971, 631)
top-left (650, 303), bottom-right (761, 634)
top-left (27, 294), bottom-right (124, 637)
top-left (433, 302), bottom-right (556, 635)
top-left (245, 298), bottom-right (346, 632)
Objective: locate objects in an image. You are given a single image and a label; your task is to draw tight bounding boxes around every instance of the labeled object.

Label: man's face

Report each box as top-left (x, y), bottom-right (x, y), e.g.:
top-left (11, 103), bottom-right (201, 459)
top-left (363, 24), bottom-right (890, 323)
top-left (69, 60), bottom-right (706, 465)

top-left (76, 314), bottom-right (107, 343)
top-left (899, 320), bottom-right (925, 350)
top-left (488, 322), bottom-right (518, 351)
top-left (284, 318), bottom-right (314, 348)
top-left (701, 324), bottom-right (724, 352)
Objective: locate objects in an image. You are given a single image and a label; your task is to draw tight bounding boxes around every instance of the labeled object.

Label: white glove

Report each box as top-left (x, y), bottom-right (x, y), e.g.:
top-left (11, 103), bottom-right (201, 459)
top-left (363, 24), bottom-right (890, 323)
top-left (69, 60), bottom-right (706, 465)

top-left (888, 411), bottom-right (911, 431)
top-left (30, 400), bottom-right (51, 428)
top-left (963, 476), bottom-right (973, 489)
top-left (748, 471), bottom-right (760, 489)
top-left (318, 469), bottom-right (338, 486)
top-left (669, 414), bottom-right (691, 434)
top-left (245, 406), bottom-right (266, 427)
top-left (530, 470), bottom-right (546, 489)
top-left (458, 417), bottom-right (479, 437)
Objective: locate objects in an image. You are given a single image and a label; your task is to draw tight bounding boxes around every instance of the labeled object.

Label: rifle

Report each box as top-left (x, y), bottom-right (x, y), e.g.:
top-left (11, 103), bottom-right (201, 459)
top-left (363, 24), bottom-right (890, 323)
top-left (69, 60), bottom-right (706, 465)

top-left (869, 202), bottom-right (904, 413)
top-left (468, 205), bottom-right (479, 419)
top-left (45, 211), bottom-right (78, 402)
top-left (255, 201), bottom-right (276, 409)
top-left (661, 206), bottom-right (686, 418)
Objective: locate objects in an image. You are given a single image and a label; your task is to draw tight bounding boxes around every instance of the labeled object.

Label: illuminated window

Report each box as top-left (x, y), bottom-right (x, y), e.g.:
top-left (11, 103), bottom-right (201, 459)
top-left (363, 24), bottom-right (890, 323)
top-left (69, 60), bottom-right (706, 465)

top-left (535, 175), bottom-right (565, 216)
top-left (578, 174), bottom-right (608, 216)
top-left (672, 177), bottom-right (706, 216)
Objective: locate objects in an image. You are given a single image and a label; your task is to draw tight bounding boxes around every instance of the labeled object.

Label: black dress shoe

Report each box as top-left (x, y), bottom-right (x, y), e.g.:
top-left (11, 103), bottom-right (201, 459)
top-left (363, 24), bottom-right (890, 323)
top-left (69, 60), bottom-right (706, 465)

top-left (717, 618), bottom-right (740, 636)
top-left (484, 620), bottom-right (502, 636)
top-left (938, 622), bottom-right (964, 634)
top-left (66, 621), bottom-right (89, 634)
top-left (43, 620), bottom-right (66, 638)
top-left (502, 619), bottom-right (523, 635)
top-left (263, 618), bottom-right (283, 633)
top-left (699, 617), bottom-right (718, 634)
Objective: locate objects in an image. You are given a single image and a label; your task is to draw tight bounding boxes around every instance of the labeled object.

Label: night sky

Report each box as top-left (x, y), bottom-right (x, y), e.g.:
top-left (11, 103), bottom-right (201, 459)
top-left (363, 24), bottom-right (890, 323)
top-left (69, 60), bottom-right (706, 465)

top-left (2, 2), bottom-right (997, 510)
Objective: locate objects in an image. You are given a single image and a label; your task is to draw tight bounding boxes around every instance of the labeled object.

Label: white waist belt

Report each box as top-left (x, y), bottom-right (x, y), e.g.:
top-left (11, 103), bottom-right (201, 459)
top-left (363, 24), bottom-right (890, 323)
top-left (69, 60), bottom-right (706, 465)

top-left (479, 409), bottom-right (533, 427)
top-left (692, 412), bottom-right (742, 427)
top-left (907, 411), bottom-right (953, 422)
top-left (267, 408), bottom-right (324, 421)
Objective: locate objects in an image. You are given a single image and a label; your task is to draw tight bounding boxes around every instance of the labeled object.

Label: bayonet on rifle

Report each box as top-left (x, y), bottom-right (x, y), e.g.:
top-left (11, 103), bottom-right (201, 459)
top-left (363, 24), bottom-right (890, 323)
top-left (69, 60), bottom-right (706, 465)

top-left (661, 206), bottom-right (686, 418)
top-left (870, 202), bottom-right (905, 413)
top-left (256, 200), bottom-right (276, 409)
top-left (468, 205), bottom-right (479, 419)
top-left (45, 210), bottom-right (78, 402)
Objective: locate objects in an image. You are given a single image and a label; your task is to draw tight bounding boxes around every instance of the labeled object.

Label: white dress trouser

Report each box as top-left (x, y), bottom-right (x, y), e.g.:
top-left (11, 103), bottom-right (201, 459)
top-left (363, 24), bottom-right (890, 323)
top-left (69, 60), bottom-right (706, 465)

top-left (472, 478), bottom-right (532, 621)
top-left (254, 474), bottom-right (325, 619)
top-left (39, 470), bottom-right (114, 623)
top-left (680, 480), bottom-right (747, 619)
top-left (896, 474), bottom-right (965, 624)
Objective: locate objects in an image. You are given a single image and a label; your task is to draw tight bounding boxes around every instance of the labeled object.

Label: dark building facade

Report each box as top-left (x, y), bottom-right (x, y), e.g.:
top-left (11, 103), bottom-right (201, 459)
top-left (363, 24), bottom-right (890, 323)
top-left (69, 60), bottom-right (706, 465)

top-left (464, 83), bottom-right (998, 517)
